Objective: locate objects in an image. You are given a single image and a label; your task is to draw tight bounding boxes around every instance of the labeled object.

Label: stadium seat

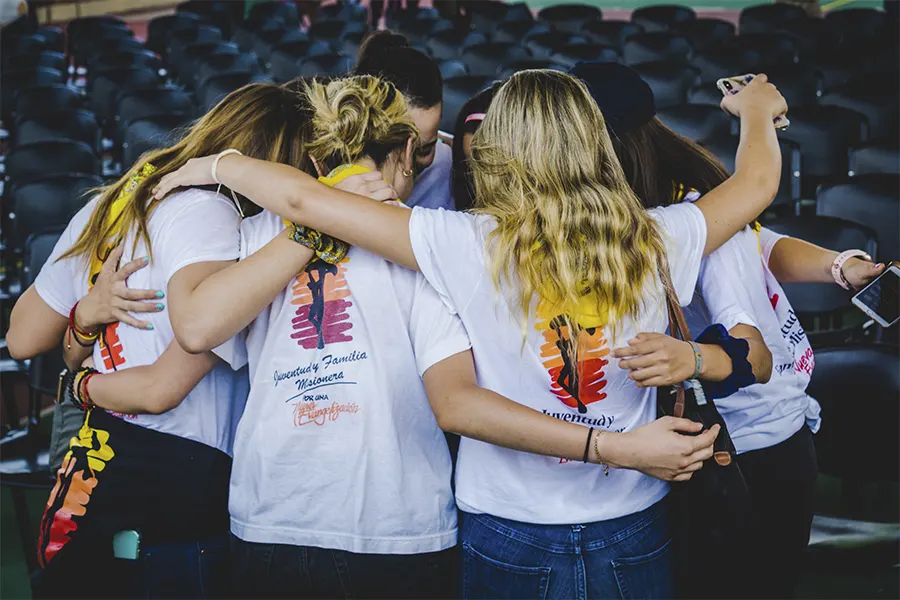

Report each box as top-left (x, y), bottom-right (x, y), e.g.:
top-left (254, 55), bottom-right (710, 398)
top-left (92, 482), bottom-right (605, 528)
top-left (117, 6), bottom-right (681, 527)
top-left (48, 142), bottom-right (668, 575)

top-left (398, 18), bottom-right (454, 45)
top-left (247, 0), bottom-right (300, 29)
top-left (67, 16), bottom-right (130, 62)
top-left (702, 134), bottom-right (801, 209)
top-left (339, 31), bottom-right (367, 57)
top-left (270, 40), bottom-right (331, 83)
top-left (90, 49), bottom-right (163, 75)
top-left (526, 32), bottom-right (589, 58)
top-left (89, 67), bottom-right (161, 126)
top-left (386, 5), bottom-right (441, 30)
top-left (309, 19), bottom-right (369, 51)
top-left (763, 65), bottom-right (822, 108)
top-left (491, 21), bottom-right (551, 44)
top-left (732, 33), bottom-right (799, 66)
top-left (253, 25), bottom-right (299, 63)
top-left (178, 42), bottom-right (240, 85)
top-left (296, 54), bottom-right (355, 79)
top-left (198, 71), bottom-right (271, 113)
top-left (115, 87), bottom-right (195, 135)
top-left (176, 0), bottom-right (234, 39)
top-left (468, 1), bottom-right (522, 35)
top-left (84, 37), bottom-right (146, 69)
top-left (807, 52), bottom-right (857, 90)
top-left (147, 12), bottom-right (201, 58)
top-left (318, 2), bottom-right (368, 22)
top-left (581, 20), bottom-right (643, 51)
top-left (765, 216), bottom-right (878, 342)
top-left (1, 67), bottom-right (65, 123)
top-left (167, 25), bottom-right (223, 67)
top-left (672, 18), bottom-right (735, 53)
top-left (442, 75), bottom-right (496, 132)
top-left (690, 45), bottom-right (762, 84)
top-left (3, 50), bottom-right (66, 74)
top-left (122, 115), bottom-right (190, 169)
top-left (631, 4), bottom-right (696, 33)
top-left (8, 174), bottom-right (103, 251)
top-left (195, 53), bottom-right (264, 89)
top-left (738, 3), bottom-right (806, 35)
top-left (849, 141), bottom-right (900, 177)
top-left (35, 26), bottom-right (64, 53)
top-left (5, 141), bottom-right (99, 184)
top-left (778, 18), bottom-right (840, 58)
top-left (622, 32), bottom-right (692, 66)
top-left (426, 29), bottom-right (488, 60)
top-left (234, 17), bottom-right (283, 53)
top-left (821, 79), bottom-right (899, 135)
top-left (825, 8), bottom-right (886, 45)
top-left (497, 59), bottom-right (567, 79)
top-left (656, 104), bottom-right (734, 143)
top-left (816, 175), bottom-right (900, 261)
top-left (686, 82), bottom-right (723, 106)
top-left (633, 61), bottom-right (698, 108)
top-left (438, 60), bottom-right (469, 80)
top-left (807, 344), bottom-right (898, 483)
top-left (779, 105), bottom-right (869, 196)
top-left (537, 4), bottom-right (603, 34)
top-left (13, 85), bottom-right (84, 123)
top-left (3, 32), bottom-right (47, 56)
top-left (12, 110), bottom-right (101, 152)
top-left (460, 42), bottom-right (531, 77)
top-left (551, 43), bottom-right (621, 68)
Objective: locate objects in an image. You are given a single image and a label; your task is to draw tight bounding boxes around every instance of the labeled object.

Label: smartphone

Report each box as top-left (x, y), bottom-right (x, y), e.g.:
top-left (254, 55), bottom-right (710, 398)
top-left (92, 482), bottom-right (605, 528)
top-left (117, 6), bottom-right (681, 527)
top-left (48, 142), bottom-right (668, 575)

top-left (112, 530), bottom-right (141, 560)
top-left (716, 74), bottom-right (790, 129)
top-left (851, 263), bottom-right (900, 328)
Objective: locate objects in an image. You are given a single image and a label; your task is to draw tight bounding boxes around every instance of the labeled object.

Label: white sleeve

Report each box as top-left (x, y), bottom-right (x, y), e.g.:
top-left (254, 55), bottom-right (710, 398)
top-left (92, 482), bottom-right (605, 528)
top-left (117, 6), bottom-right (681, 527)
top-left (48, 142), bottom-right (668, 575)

top-left (758, 227), bottom-right (786, 266)
top-left (33, 205), bottom-right (93, 317)
top-left (648, 203), bottom-right (708, 306)
top-left (699, 242), bottom-right (759, 332)
top-left (154, 195), bottom-right (241, 283)
top-left (408, 207), bottom-right (486, 314)
top-left (409, 274), bottom-right (472, 376)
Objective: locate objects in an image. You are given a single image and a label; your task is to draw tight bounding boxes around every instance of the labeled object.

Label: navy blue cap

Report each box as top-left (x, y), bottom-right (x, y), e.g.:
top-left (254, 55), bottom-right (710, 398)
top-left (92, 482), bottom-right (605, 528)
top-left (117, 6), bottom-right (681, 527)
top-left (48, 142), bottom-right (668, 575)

top-left (570, 61), bottom-right (656, 136)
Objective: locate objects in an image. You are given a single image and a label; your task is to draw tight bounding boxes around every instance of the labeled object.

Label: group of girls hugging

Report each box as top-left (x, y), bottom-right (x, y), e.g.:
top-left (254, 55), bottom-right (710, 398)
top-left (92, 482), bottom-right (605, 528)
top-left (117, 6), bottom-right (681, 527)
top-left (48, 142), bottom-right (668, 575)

top-left (8, 31), bottom-right (887, 600)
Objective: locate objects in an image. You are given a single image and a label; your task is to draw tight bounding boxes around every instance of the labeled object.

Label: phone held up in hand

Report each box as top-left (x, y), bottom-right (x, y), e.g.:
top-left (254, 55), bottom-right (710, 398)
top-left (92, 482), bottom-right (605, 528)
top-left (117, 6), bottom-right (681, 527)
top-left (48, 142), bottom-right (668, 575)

top-left (716, 74), bottom-right (790, 129)
top-left (851, 263), bottom-right (900, 328)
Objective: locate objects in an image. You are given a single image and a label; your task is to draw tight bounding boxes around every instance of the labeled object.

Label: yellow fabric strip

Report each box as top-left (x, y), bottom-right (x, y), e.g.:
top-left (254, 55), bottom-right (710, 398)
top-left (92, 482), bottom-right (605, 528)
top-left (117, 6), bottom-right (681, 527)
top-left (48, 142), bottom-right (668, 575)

top-left (282, 164), bottom-right (373, 230)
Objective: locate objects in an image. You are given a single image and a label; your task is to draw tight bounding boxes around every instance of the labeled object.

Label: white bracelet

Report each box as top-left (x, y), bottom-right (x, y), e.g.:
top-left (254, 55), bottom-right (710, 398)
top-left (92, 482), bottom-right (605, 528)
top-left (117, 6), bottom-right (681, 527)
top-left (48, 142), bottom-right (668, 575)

top-left (211, 149), bottom-right (242, 185)
top-left (831, 249), bottom-right (870, 290)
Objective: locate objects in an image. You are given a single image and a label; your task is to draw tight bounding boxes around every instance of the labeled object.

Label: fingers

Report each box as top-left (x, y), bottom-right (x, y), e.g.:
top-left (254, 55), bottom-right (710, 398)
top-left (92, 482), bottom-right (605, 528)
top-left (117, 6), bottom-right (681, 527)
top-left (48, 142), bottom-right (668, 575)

top-left (152, 172), bottom-right (182, 200)
top-left (672, 472), bottom-right (694, 482)
top-left (617, 352), bottom-right (659, 370)
top-left (690, 424), bottom-right (721, 452)
top-left (685, 443), bottom-right (714, 465)
top-left (364, 181), bottom-right (399, 202)
top-left (611, 335), bottom-right (663, 359)
top-left (628, 364), bottom-right (665, 383)
top-left (666, 417), bottom-right (704, 434)
top-left (118, 286), bottom-right (164, 301)
top-left (112, 308), bottom-right (153, 330)
top-left (116, 256), bottom-right (151, 280)
top-left (117, 299), bottom-right (164, 314)
top-left (101, 244), bottom-right (124, 273)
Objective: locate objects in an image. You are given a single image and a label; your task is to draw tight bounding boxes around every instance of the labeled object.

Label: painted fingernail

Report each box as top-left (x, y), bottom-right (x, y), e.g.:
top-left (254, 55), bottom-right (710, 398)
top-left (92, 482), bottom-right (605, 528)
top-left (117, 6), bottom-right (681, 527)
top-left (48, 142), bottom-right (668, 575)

top-left (156, 303), bottom-right (164, 311)
top-left (156, 291), bottom-right (165, 298)
top-left (146, 324), bottom-right (154, 330)
top-left (143, 256), bottom-right (150, 263)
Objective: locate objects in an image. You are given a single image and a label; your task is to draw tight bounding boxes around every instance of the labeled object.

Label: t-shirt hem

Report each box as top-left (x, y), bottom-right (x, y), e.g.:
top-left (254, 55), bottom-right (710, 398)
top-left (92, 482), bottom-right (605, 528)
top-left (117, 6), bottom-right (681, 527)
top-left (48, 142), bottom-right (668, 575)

top-left (455, 485), bottom-right (669, 525)
top-left (417, 336), bottom-right (472, 376)
top-left (230, 518), bottom-right (457, 555)
top-left (34, 279), bottom-right (73, 318)
top-left (731, 416), bottom-right (806, 455)
top-left (167, 251), bottom-right (240, 281)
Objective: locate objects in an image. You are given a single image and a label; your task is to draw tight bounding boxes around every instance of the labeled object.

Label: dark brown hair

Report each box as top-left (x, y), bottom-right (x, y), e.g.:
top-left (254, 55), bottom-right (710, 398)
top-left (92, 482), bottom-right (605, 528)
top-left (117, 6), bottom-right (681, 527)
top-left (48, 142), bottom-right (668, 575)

top-left (451, 82), bottom-right (502, 211)
top-left (354, 31), bottom-right (443, 109)
top-left (611, 117), bottom-right (730, 208)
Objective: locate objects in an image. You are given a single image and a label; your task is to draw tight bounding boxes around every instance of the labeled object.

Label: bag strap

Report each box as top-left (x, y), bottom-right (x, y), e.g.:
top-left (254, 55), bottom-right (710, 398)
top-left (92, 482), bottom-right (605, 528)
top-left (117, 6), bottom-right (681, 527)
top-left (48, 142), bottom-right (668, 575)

top-left (658, 254), bottom-right (691, 419)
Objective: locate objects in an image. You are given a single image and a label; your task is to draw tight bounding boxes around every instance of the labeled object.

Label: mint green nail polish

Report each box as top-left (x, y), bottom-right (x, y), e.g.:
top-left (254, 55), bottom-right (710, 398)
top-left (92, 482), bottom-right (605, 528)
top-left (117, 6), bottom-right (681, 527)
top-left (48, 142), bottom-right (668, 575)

top-left (147, 324), bottom-right (154, 330)
top-left (143, 256), bottom-right (150, 263)
top-left (156, 303), bottom-right (164, 311)
top-left (156, 291), bottom-right (165, 298)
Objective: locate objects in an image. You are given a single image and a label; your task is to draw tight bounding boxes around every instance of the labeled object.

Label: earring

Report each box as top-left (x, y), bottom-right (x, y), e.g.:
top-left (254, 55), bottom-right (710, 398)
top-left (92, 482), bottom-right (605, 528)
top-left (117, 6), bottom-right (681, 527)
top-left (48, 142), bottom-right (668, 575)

top-left (402, 169), bottom-right (413, 178)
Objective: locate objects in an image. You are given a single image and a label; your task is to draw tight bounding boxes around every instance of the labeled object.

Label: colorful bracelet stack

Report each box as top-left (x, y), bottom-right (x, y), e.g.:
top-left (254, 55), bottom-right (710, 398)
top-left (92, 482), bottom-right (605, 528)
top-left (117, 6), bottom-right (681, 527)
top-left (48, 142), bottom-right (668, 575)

top-left (68, 301), bottom-right (100, 348)
top-left (288, 223), bottom-right (350, 265)
top-left (69, 367), bottom-right (98, 412)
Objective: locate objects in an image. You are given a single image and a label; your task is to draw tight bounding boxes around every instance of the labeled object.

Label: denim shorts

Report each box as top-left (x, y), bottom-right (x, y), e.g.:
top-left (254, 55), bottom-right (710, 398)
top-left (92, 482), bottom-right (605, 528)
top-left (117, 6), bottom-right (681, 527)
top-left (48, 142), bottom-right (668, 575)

top-left (460, 501), bottom-right (672, 600)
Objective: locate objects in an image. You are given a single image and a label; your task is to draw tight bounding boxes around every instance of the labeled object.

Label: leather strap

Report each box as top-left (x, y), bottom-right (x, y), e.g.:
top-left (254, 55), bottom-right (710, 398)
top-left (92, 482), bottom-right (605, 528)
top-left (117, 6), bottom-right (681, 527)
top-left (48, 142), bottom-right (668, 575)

top-left (657, 254), bottom-right (692, 419)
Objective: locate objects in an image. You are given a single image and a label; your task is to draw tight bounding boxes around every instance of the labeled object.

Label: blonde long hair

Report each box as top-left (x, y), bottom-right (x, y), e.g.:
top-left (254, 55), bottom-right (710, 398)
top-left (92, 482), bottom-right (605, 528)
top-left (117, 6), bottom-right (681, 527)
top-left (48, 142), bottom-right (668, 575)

top-left (471, 70), bottom-right (666, 372)
top-left (303, 74), bottom-right (418, 172)
top-left (62, 83), bottom-right (313, 265)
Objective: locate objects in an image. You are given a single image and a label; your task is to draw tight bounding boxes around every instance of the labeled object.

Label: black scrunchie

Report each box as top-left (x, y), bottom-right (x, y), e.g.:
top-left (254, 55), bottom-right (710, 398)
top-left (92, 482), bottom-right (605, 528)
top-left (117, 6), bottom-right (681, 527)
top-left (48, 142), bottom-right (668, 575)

top-left (697, 324), bottom-right (756, 399)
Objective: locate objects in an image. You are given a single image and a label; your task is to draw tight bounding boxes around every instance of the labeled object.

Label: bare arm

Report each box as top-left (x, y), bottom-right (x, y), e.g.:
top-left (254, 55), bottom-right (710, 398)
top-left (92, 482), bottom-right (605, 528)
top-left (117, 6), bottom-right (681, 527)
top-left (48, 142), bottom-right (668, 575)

top-left (168, 231), bottom-right (314, 354)
top-left (424, 350), bottom-right (721, 482)
top-left (612, 324), bottom-right (772, 387)
top-left (86, 341), bottom-right (218, 415)
top-left (7, 286), bottom-right (68, 360)
top-left (694, 76), bottom-right (786, 256)
top-left (766, 235), bottom-right (884, 288)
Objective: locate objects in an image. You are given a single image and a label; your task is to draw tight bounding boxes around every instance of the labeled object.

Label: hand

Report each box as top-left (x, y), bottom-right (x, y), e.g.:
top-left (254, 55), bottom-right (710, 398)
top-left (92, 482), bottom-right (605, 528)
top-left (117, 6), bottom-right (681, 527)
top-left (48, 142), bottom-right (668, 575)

top-left (152, 156), bottom-right (218, 199)
top-left (75, 244), bottom-right (164, 332)
top-left (334, 171), bottom-right (399, 202)
top-left (721, 74), bottom-right (787, 121)
top-left (612, 333), bottom-right (695, 387)
top-left (604, 417), bottom-right (720, 482)
top-left (842, 258), bottom-right (885, 290)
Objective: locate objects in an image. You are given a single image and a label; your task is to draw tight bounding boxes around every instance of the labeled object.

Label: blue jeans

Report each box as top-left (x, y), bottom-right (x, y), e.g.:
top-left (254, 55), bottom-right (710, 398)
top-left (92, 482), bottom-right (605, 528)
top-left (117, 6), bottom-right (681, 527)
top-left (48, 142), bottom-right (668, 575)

top-left (138, 536), bottom-right (229, 598)
top-left (460, 501), bottom-right (672, 600)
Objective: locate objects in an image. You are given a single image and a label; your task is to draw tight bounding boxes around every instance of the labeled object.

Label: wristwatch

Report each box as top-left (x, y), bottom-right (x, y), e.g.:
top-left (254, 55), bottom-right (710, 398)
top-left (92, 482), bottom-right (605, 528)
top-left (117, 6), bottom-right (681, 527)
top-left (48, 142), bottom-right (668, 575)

top-left (831, 249), bottom-right (870, 290)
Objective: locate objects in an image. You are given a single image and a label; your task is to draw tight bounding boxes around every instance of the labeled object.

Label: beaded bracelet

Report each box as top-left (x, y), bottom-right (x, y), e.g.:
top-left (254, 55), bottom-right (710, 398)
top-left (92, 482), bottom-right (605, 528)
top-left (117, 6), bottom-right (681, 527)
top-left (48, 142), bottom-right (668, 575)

top-left (69, 367), bottom-right (98, 412)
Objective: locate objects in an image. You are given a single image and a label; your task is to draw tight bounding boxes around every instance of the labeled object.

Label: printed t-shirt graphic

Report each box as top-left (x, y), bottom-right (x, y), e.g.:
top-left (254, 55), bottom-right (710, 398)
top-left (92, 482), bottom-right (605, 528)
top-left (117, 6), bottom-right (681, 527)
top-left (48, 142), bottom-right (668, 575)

top-left (291, 258), bottom-right (353, 349)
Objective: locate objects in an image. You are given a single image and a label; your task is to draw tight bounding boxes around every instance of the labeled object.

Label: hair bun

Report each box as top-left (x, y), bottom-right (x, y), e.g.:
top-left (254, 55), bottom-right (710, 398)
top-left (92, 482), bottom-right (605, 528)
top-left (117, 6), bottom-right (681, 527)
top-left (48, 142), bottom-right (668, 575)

top-left (357, 30), bottom-right (410, 63)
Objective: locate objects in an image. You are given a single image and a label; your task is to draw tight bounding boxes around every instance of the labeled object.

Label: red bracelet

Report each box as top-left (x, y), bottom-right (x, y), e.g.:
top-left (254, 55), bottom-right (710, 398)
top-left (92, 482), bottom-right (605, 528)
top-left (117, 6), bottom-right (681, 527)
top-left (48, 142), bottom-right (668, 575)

top-left (79, 371), bottom-right (98, 410)
top-left (69, 302), bottom-right (100, 342)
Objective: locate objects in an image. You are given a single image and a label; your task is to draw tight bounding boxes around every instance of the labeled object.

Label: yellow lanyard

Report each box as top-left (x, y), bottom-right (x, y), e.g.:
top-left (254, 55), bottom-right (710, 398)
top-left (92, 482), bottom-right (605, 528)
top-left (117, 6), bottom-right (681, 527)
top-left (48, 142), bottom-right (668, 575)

top-left (281, 164), bottom-right (375, 230)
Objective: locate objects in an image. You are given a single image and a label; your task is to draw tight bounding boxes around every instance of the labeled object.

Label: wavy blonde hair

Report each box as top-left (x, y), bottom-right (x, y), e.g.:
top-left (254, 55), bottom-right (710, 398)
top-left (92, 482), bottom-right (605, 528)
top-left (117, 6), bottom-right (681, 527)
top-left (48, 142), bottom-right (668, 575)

top-left (471, 70), bottom-right (666, 372)
top-left (61, 83), bottom-right (313, 265)
top-left (303, 74), bottom-right (418, 172)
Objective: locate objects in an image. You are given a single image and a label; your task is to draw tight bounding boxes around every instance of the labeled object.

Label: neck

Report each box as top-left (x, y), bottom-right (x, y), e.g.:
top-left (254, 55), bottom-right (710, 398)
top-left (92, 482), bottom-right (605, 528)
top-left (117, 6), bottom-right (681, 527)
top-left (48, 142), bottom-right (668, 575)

top-left (352, 156), bottom-right (379, 173)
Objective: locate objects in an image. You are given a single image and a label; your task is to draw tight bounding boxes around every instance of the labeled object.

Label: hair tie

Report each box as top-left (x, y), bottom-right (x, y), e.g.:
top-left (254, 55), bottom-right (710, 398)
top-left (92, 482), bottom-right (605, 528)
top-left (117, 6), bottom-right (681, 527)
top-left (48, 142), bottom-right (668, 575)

top-left (465, 113), bottom-right (486, 124)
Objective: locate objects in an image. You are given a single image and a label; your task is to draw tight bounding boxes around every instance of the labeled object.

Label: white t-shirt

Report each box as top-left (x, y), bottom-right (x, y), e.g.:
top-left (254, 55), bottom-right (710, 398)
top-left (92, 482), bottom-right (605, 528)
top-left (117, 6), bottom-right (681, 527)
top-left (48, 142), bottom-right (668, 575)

top-left (228, 210), bottom-right (470, 554)
top-left (408, 203), bottom-right (707, 525)
top-left (34, 189), bottom-right (249, 456)
top-left (405, 140), bottom-right (453, 210)
top-left (686, 226), bottom-right (821, 455)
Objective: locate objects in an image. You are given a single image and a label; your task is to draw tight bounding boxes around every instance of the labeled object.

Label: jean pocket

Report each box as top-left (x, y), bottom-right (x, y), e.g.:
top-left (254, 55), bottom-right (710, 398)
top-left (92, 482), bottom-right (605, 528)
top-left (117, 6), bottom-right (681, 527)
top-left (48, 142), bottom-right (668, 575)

top-left (612, 538), bottom-right (673, 600)
top-left (462, 542), bottom-right (551, 600)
